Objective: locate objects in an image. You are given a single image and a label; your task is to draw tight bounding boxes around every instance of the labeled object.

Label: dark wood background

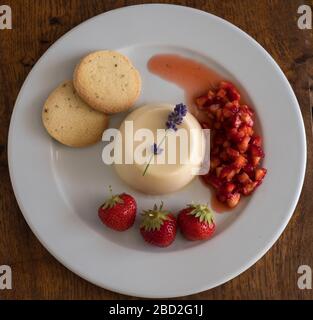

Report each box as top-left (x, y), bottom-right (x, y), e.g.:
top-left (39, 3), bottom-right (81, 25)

top-left (0, 0), bottom-right (312, 300)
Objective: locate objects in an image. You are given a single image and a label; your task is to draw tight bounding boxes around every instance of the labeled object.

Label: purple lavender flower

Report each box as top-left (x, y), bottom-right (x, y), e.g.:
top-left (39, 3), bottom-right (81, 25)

top-left (165, 103), bottom-right (187, 131)
top-left (143, 103), bottom-right (187, 176)
top-left (151, 143), bottom-right (163, 155)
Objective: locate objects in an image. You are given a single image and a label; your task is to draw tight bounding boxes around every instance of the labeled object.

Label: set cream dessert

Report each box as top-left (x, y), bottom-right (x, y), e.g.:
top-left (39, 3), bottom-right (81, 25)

top-left (114, 104), bottom-right (206, 194)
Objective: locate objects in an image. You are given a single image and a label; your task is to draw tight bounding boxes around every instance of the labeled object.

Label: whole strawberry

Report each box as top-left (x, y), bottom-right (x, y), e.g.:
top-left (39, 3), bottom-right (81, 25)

top-left (140, 202), bottom-right (177, 247)
top-left (178, 204), bottom-right (215, 241)
top-left (98, 187), bottom-right (137, 231)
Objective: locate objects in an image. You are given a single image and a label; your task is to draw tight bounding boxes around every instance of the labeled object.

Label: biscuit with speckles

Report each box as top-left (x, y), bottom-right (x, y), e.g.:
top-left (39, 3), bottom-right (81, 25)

top-left (73, 50), bottom-right (141, 114)
top-left (42, 80), bottom-right (109, 147)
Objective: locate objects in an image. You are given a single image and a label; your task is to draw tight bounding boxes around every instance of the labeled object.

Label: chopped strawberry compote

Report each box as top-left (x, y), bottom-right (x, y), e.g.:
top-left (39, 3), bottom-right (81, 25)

top-left (196, 81), bottom-right (267, 209)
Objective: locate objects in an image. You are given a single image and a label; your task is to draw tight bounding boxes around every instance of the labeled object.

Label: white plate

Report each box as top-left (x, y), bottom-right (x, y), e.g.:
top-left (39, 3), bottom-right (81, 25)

top-left (8, 4), bottom-right (306, 298)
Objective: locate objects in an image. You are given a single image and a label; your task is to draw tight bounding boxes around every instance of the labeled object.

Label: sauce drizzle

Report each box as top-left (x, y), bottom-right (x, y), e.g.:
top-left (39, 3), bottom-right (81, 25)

top-left (148, 53), bottom-right (222, 118)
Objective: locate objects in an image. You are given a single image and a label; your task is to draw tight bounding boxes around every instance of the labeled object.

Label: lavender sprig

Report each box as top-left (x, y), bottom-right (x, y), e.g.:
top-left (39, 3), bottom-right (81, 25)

top-left (166, 103), bottom-right (187, 131)
top-left (143, 103), bottom-right (187, 176)
top-left (151, 143), bottom-right (163, 155)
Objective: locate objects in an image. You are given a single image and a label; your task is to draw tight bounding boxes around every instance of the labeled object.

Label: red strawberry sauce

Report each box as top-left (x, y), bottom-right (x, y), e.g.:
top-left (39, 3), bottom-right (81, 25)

top-left (147, 53), bottom-right (222, 119)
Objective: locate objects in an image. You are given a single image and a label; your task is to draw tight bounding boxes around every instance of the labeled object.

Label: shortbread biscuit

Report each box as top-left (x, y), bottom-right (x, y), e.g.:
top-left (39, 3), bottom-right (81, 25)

top-left (73, 50), bottom-right (141, 114)
top-left (42, 80), bottom-right (109, 147)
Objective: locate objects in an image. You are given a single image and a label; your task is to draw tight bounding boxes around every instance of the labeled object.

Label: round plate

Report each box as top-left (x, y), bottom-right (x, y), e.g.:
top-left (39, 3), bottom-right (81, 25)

top-left (8, 4), bottom-right (306, 298)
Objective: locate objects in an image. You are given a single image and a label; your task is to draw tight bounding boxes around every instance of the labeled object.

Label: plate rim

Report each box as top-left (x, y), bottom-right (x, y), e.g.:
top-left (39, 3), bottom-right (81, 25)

top-left (8, 4), bottom-right (307, 298)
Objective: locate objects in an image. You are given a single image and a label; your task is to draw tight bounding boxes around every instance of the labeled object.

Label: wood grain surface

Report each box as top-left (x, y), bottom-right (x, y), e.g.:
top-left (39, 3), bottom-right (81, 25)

top-left (0, 0), bottom-right (312, 300)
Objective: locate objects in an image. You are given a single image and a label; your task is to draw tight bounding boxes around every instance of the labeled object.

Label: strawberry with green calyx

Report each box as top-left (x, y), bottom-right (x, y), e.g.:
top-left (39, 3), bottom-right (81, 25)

top-left (178, 203), bottom-right (215, 241)
top-left (140, 202), bottom-right (177, 247)
top-left (98, 186), bottom-right (137, 231)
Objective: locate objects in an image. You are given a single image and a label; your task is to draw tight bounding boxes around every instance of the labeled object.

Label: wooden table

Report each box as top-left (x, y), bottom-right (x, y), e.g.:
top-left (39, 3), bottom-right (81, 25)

top-left (0, 0), bottom-right (312, 300)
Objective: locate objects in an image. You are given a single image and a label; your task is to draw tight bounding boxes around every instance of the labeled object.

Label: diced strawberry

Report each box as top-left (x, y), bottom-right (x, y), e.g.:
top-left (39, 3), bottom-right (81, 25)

top-left (210, 157), bottom-right (220, 170)
top-left (216, 88), bottom-right (227, 101)
top-left (216, 108), bottom-right (223, 121)
top-left (223, 107), bottom-right (234, 118)
top-left (220, 166), bottom-right (236, 181)
top-left (237, 136), bottom-right (251, 153)
top-left (196, 91), bottom-right (217, 109)
top-left (240, 112), bottom-right (254, 127)
top-left (211, 146), bottom-right (220, 156)
top-left (226, 192), bottom-right (241, 208)
top-left (229, 115), bottom-right (242, 129)
top-left (248, 127), bottom-right (254, 136)
top-left (207, 90), bottom-right (215, 99)
top-left (220, 81), bottom-right (241, 102)
top-left (255, 168), bottom-right (267, 181)
top-left (242, 181), bottom-right (258, 195)
top-left (239, 125), bottom-right (254, 137)
top-left (220, 182), bottom-right (236, 194)
top-left (249, 145), bottom-right (265, 158)
top-left (213, 132), bottom-right (226, 145)
top-left (195, 95), bottom-right (208, 109)
top-left (233, 154), bottom-right (247, 169)
top-left (207, 112), bottom-right (215, 120)
top-left (219, 150), bottom-right (228, 161)
top-left (208, 104), bottom-right (220, 114)
top-left (229, 100), bottom-right (240, 112)
top-left (228, 128), bottom-right (245, 142)
top-left (223, 101), bottom-right (240, 116)
top-left (223, 141), bottom-right (231, 148)
top-left (215, 166), bottom-right (223, 178)
top-left (237, 172), bottom-right (252, 185)
top-left (240, 104), bottom-right (254, 117)
top-left (251, 136), bottom-right (262, 147)
top-left (226, 147), bottom-right (240, 159)
top-left (214, 122), bottom-right (222, 129)
top-left (243, 163), bottom-right (254, 176)
top-left (250, 156), bottom-right (261, 167)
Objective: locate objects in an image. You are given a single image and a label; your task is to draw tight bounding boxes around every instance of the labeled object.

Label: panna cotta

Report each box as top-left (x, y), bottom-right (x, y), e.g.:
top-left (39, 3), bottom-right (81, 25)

top-left (114, 104), bottom-right (207, 194)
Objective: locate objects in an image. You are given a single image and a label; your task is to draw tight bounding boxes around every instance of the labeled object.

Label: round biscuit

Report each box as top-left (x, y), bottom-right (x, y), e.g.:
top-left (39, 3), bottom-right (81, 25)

top-left (73, 50), bottom-right (141, 114)
top-left (42, 80), bottom-right (109, 147)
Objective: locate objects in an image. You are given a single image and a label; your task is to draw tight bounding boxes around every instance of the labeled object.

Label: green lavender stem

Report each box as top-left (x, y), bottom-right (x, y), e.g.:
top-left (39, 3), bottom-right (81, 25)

top-left (142, 130), bottom-right (169, 176)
